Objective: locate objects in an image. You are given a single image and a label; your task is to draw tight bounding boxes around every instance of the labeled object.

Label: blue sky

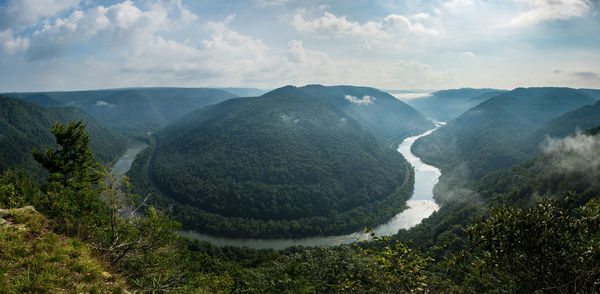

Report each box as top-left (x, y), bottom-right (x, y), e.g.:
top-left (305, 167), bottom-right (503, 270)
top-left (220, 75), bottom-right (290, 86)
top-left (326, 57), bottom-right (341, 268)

top-left (0, 0), bottom-right (598, 91)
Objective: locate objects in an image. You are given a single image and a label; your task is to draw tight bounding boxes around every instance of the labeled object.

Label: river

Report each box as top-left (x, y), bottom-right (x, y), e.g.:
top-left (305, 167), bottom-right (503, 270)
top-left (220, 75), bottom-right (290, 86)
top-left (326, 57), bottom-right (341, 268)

top-left (111, 141), bottom-right (148, 176)
top-left (112, 127), bottom-right (441, 250)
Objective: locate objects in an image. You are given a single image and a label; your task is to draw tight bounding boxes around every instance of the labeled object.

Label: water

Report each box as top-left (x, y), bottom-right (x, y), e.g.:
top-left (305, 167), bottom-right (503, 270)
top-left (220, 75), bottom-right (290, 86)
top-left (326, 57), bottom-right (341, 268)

top-left (110, 141), bottom-right (148, 176)
top-left (179, 127), bottom-right (442, 250)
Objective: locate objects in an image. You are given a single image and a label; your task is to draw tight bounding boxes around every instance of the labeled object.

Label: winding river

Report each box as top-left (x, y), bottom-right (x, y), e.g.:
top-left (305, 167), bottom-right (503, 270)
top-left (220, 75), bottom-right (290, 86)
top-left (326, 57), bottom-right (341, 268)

top-left (112, 127), bottom-right (441, 250)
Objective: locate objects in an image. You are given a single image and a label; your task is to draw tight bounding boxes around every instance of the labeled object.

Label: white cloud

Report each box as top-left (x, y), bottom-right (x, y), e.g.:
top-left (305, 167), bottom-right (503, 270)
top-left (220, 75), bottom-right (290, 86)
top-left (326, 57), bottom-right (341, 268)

top-left (462, 51), bottom-right (476, 57)
top-left (95, 100), bottom-right (115, 107)
top-left (0, 0), bottom-right (80, 29)
top-left (506, 0), bottom-right (592, 27)
top-left (292, 12), bottom-right (389, 39)
top-left (0, 29), bottom-right (30, 55)
top-left (291, 11), bottom-right (438, 40)
top-left (25, 0), bottom-right (193, 60)
top-left (344, 95), bottom-right (376, 105)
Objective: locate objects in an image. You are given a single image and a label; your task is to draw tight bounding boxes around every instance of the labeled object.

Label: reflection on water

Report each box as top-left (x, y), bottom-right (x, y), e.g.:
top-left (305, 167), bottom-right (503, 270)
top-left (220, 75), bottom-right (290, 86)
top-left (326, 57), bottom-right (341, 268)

top-left (111, 142), bottom-right (148, 176)
top-left (180, 126), bottom-right (442, 250)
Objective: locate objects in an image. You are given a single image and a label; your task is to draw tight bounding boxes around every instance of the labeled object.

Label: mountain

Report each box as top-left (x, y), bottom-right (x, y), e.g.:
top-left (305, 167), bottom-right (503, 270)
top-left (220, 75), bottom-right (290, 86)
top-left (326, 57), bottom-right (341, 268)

top-left (412, 87), bottom-right (597, 185)
top-left (521, 99), bottom-right (600, 153)
top-left (405, 88), bottom-right (506, 122)
top-left (143, 85), bottom-right (432, 238)
top-left (0, 95), bottom-right (127, 181)
top-left (401, 125), bottom-right (600, 251)
top-left (4, 88), bottom-right (237, 134)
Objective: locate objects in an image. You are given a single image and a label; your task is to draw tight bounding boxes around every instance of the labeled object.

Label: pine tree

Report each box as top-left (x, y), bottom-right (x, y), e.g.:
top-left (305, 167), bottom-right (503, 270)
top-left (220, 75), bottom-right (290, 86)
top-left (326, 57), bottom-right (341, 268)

top-left (32, 120), bottom-right (101, 191)
top-left (32, 120), bottom-right (104, 235)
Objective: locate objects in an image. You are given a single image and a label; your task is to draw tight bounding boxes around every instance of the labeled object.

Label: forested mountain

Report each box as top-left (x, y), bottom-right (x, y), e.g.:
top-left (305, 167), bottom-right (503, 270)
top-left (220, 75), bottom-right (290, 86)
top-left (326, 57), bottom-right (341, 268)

top-left (400, 125), bottom-right (600, 252)
top-left (412, 87), bottom-right (597, 184)
top-left (143, 85), bottom-right (432, 237)
top-left (405, 88), bottom-right (506, 121)
top-left (299, 85), bottom-right (435, 144)
top-left (0, 95), bottom-right (127, 181)
top-left (521, 99), bottom-right (600, 153)
top-left (4, 88), bottom-right (237, 134)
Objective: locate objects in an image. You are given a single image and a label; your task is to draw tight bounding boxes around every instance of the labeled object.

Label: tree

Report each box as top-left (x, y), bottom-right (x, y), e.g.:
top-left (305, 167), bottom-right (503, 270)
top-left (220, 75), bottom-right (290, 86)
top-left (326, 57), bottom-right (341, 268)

top-left (32, 120), bottom-right (104, 235)
top-left (455, 196), bottom-right (600, 293)
top-left (32, 120), bottom-right (101, 191)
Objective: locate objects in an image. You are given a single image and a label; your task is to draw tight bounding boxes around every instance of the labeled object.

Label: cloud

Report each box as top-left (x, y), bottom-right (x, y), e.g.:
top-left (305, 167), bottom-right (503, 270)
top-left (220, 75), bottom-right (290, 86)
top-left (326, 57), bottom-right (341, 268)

top-left (0, 29), bottom-right (30, 55)
top-left (95, 100), bottom-right (115, 107)
top-left (573, 71), bottom-right (599, 79)
top-left (291, 11), bottom-right (438, 41)
top-left (505, 0), bottom-right (592, 27)
top-left (344, 95), bottom-right (376, 105)
top-left (462, 51), bottom-right (476, 57)
top-left (24, 0), bottom-right (193, 60)
top-left (0, 0), bottom-right (80, 30)
top-left (544, 133), bottom-right (600, 186)
top-left (256, 0), bottom-right (292, 7)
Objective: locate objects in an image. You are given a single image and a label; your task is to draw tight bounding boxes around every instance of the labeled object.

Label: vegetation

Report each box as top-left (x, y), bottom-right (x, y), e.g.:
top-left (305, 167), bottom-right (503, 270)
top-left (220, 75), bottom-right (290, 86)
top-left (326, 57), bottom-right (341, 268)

top-left (144, 85), bottom-right (427, 237)
top-left (0, 207), bottom-right (129, 293)
top-left (4, 88), bottom-right (237, 134)
top-left (0, 95), bottom-right (127, 182)
top-left (405, 88), bottom-right (506, 122)
top-left (1, 113), bottom-right (599, 293)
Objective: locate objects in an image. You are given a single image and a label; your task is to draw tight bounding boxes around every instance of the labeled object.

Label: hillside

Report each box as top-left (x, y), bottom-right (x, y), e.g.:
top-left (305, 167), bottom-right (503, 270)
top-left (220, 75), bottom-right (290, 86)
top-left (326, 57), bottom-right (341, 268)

top-left (401, 125), bottom-right (600, 251)
top-left (0, 206), bottom-right (128, 293)
top-left (144, 85), bottom-right (430, 237)
top-left (4, 88), bottom-right (237, 134)
top-left (412, 87), bottom-right (597, 185)
top-left (0, 95), bottom-right (127, 181)
top-left (405, 88), bottom-right (506, 121)
top-left (298, 85), bottom-right (435, 143)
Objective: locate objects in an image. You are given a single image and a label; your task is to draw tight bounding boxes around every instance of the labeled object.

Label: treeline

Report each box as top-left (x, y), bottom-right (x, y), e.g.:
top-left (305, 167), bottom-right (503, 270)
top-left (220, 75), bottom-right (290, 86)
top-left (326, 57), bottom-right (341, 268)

top-left (1, 120), bottom-right (599, 292)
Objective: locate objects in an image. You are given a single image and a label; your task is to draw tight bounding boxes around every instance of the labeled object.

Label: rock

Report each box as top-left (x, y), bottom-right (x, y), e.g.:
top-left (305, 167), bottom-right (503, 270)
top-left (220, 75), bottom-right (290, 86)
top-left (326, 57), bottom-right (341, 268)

top-left (14, 206), bottom-right (38, 213)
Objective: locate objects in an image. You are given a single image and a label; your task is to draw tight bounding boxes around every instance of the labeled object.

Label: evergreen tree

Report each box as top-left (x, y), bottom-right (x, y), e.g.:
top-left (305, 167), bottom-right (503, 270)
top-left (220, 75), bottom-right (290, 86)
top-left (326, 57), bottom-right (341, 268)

top-left (32, 120), bottom-right (104, 236)
top-left (32, 120), bottom-right (102, 191)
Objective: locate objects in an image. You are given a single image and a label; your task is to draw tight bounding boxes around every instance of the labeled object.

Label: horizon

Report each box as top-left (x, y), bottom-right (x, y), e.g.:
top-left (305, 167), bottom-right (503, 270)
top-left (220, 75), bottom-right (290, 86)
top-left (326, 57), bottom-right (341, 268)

top-left (1, 0), bottom-right (599, 92)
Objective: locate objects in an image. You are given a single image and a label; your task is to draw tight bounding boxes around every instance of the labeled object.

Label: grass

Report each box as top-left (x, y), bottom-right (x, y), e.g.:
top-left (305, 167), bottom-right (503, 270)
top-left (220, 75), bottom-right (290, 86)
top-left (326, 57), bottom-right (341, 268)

top-left (0, 207), bottom-right (129, 293)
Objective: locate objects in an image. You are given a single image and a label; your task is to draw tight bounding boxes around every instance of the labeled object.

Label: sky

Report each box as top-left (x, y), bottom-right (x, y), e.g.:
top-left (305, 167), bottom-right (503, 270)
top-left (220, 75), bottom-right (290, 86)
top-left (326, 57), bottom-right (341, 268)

top-left (0, 0), bottom-right (599, 92)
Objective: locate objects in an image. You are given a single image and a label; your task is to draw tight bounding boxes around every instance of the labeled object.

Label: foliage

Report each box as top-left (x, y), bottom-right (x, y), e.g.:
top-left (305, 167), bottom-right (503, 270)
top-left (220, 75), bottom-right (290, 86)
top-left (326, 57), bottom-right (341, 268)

top-left (30, 121), bottom-right (105, 236)
top-left (0, 169), bottom-right (41, 209)
top-left (0, 95), bottom-right (127, 181)
top-left (0, 207), bottom-right (128, 293)
top-left (7, 88), bottom-right (237, 134)
top-left (456, 197), bottom-right (600, 293)
top-left (145, 85), bottom-right (422, 237)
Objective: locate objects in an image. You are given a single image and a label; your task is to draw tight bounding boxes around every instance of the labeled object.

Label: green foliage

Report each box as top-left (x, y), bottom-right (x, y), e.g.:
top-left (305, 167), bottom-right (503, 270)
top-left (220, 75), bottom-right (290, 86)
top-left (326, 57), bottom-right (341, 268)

top-left (412, 87), bottom-right (597, 185)
top-left (30, 121), bottom-right (105, 236)
top-left (0, 169), bottom-right (41, 209)
top-left (0, 208), bottom-right (127, 293)
top-left (0, 95), bottom-right (127, 181)
top-left (356, 232), bottom-right (432, 293)
top-left (7, 87), bottom-right (238, 134)
top-left (145, 85), bottom-right (421, 237)
top-left (33, 120), bottom-right (102, 191)
top-left (457, 197), bottom-right (600, 293)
